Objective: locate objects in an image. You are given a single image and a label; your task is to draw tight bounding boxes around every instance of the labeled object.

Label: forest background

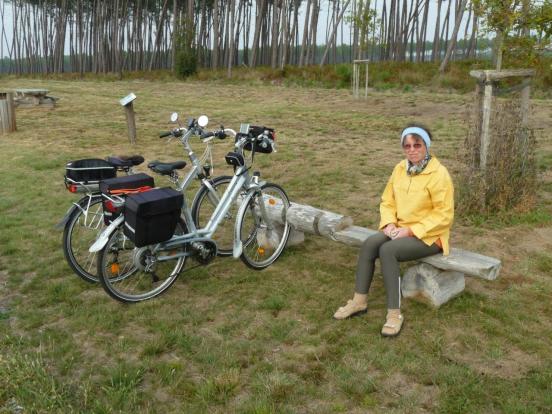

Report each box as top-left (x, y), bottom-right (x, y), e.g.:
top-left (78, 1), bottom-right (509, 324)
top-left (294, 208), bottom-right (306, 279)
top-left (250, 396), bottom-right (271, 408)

top-left (0, 0), bottom-right (551, 89)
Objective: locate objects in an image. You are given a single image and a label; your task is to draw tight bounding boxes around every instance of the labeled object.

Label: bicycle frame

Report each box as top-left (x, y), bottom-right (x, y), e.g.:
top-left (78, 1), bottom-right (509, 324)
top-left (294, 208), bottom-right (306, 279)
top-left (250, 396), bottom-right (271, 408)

top-left (90, 124), bottom-right (268, 260)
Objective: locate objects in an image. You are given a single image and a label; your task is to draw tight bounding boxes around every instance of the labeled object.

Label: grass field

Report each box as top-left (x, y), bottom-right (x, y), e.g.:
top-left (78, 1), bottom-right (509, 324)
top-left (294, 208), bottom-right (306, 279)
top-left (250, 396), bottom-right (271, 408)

top-left (0, 78), bottom-right (551, 413)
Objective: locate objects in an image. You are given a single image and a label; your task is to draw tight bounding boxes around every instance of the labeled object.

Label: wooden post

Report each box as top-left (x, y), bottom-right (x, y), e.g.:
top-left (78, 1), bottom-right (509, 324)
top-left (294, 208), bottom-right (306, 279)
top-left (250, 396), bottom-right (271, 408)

top-left (480, 81), bottom-right (493, 171)
top-left (120, 93), bottom-right (137, 144)
top-left (352, 60), bottom-right (369, 99)
top-left (469, 69), bottom-right (535, 171)
top-left (352, 62), bottom-right (359, 98)
top-left (0, 92), bottom-right (16, 134)
top-left (520, 82), bottom-right (531, 129)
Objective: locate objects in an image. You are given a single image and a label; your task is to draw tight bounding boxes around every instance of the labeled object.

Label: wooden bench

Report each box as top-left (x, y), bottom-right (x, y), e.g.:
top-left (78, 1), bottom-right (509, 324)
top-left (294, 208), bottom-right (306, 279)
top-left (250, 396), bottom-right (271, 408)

top-left (265, 202), bottom-right (501, 307)
top-left (14, 89), bottom-right (58, 108)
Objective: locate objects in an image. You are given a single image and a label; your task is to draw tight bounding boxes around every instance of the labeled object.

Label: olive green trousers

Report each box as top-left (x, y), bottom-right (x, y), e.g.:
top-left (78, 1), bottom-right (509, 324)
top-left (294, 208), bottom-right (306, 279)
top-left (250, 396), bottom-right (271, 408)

top-left (355, 232), bottom-right (441, 308)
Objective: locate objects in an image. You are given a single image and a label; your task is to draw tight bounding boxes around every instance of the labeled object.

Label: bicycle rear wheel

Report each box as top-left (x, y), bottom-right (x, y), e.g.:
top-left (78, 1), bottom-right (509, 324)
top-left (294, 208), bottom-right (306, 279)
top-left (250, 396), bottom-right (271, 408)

top-left (237, 183), bottom-right (291, 270)
top-left (190, 175), bottom-right (234, 256)
top-left (97, 219), bottom-right (188, 303)
top-left (62, 196), bottom-right (104, 283)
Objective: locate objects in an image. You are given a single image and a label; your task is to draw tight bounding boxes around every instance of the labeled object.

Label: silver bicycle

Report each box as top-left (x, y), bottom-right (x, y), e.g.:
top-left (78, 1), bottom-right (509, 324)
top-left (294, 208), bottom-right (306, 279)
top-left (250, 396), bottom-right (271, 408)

top-left (91, 115), bottom-right (291, 303)
top-left (57, 155), bottom-right (145, 283)
top-left (58, 117), bottom-right (236, 284)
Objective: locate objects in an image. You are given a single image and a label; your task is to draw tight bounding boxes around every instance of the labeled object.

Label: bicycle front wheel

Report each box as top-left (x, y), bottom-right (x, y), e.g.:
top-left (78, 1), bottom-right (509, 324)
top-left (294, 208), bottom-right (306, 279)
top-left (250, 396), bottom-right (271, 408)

top-left (97, 219), bottom-right (188, 303)
top-left (237, 183), bottom-right (291, 270)
top-left (190, 175), bottom-right (234, 256)
top-left (62, 196), bottom-right (104, 283)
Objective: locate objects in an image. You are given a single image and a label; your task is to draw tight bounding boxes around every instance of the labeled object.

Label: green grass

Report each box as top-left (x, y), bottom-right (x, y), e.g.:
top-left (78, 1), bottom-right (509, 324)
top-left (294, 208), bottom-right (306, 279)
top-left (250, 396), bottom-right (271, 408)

top-left (0, 79), bottom-right (551, 412)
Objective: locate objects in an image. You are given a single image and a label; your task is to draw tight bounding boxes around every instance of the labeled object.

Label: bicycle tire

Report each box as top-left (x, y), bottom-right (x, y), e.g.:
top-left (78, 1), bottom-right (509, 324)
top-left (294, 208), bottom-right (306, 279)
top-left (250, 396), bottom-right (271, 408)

top-left (190, 175), bottom-right (234, 257)
top-left (97, 219), bottom-right (188, 303)
top-left (62, 196), bottom-right (104, 283)
top-left (236, 183), bottom-right (291, 270)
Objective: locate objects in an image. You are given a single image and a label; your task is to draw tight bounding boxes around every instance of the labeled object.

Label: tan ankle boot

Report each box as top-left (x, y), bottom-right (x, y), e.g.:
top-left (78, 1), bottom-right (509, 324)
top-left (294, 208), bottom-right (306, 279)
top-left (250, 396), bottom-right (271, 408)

top-left (381, 309), bottom-right (404, 337)
top-left (333, 293), bottom-right (368, 320)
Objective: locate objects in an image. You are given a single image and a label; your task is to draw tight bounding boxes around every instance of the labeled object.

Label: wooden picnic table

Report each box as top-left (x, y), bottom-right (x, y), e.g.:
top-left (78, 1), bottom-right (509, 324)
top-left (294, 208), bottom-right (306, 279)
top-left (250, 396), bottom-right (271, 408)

top-left (14, 88), bottom-right (57, 108)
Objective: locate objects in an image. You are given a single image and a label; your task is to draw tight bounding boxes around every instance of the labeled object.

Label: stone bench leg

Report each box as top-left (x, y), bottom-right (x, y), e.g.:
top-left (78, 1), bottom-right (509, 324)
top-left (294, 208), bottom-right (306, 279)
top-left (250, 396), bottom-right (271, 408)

top-left (401, 263), bottom-right (465, 307)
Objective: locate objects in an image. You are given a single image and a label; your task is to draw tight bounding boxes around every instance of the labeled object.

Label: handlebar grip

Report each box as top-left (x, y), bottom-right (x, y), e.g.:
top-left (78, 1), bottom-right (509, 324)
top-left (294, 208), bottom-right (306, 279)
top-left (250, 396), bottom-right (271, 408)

top-left (215, 130), bottom-right (227, 139)
top-left (159, 131), bottom-right (172, 138)
top-left (200, 131), bottom-right (215, 139)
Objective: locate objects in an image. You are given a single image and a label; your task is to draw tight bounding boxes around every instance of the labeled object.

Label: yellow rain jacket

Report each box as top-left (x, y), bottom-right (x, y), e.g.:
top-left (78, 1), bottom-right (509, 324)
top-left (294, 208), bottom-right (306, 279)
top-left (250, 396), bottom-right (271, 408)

top-left (378, 157), bottom-right (454, 255)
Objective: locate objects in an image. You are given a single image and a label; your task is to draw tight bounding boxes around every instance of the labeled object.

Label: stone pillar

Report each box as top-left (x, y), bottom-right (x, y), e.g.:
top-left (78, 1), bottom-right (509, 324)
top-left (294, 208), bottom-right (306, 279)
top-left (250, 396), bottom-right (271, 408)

top-left (401, 263), bottom-right (465, 307)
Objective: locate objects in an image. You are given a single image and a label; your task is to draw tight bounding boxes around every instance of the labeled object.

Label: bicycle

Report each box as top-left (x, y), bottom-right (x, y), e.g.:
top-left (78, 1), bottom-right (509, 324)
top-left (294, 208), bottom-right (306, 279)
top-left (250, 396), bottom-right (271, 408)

top-left (56, 155), bottom-right (145, 283)
top-left (58, 116), bottom-right (236, 284)
top-left (91, 115), bottom-right (291, 303)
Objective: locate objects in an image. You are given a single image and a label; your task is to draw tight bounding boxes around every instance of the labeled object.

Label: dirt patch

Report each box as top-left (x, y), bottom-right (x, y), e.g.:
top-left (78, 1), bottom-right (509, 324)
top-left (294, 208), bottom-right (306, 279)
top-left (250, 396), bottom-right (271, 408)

top-left (449, 347), bottom-right (539, 380)
top-left (515, 227), bottom-right (552, 255)
top-left (443, 330), bottom-right (539, 380)
top-left (381, 372), bottom-right (440, 411)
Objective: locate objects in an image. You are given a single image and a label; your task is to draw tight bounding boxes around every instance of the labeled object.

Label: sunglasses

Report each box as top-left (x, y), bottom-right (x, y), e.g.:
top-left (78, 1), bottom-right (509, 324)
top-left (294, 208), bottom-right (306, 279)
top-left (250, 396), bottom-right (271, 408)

top-left (403, 143), bottom-right (423, 150)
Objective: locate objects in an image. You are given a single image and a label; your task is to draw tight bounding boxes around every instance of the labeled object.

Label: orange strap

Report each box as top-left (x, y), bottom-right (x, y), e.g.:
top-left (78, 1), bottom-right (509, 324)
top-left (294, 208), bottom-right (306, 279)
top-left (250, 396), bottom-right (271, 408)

top-left (109, 186), bottom-right (153, 195)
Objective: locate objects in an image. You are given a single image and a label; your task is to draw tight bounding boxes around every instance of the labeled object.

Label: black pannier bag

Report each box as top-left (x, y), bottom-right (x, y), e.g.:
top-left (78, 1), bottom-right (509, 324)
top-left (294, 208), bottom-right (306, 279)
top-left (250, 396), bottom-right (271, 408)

top-left (100, 173), bottom-right (155, 224)
top-left (123, 187), bottom-right (183, 247)
top-left (244, 126), bottom-right (275, 153)
top-left (65, 158), bottom-right (117, 192)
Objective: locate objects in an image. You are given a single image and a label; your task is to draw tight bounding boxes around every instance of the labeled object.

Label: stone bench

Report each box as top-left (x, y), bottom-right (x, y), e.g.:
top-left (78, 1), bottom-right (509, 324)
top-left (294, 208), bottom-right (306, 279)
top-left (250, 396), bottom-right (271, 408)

top-left (265, 202), bottom-right (501, 307)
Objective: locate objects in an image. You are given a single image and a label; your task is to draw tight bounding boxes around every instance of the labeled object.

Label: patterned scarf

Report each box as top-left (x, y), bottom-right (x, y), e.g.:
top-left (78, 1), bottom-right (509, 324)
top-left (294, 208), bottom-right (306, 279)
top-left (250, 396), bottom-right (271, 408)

top-left (407, 153), bottom-right (432, 176)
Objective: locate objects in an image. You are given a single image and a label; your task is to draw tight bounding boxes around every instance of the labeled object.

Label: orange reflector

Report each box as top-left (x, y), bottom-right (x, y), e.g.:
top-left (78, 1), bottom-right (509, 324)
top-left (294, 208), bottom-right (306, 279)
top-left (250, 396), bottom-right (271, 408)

top-left (257, 247), bottom-right (265, 256)
top-left (110, 263), bottom-right (120, 275)
top-left (268, 198), bottom-right (276, 205)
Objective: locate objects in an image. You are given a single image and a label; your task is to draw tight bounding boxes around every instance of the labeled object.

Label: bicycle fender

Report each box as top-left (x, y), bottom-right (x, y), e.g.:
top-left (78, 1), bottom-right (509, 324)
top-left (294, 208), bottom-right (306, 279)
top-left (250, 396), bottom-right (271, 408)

top-left (89, 216), bottom-right (124, 253)
top-left (233, 191), bottom-right (255, 258)
top-left (54, 203), bottom-right (81, 230)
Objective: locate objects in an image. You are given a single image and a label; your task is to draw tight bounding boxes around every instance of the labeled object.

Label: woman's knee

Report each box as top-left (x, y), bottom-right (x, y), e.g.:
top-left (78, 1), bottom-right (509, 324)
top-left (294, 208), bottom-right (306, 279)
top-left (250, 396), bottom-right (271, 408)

top-left (360, 234), bottom-right (387, 259)
top-left (378, 240), bottom-right (399, 259)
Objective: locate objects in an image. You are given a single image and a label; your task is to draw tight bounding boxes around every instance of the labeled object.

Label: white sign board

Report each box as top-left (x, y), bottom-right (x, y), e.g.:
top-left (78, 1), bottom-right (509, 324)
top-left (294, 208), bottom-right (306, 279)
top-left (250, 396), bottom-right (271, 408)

top-left (119, 93), bottom-right (136, 106)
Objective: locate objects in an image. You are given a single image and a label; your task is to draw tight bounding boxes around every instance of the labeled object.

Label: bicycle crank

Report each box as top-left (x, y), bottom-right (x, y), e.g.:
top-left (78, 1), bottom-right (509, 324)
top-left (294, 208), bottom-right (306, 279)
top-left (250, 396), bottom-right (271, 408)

top-left (191, 239), bottom-right (218, 265)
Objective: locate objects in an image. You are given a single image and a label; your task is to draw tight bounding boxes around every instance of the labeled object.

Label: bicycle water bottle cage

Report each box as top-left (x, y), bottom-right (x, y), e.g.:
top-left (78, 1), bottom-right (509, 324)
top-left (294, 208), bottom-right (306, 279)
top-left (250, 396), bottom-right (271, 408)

top-left (225, 152), bottom-right (245, 168)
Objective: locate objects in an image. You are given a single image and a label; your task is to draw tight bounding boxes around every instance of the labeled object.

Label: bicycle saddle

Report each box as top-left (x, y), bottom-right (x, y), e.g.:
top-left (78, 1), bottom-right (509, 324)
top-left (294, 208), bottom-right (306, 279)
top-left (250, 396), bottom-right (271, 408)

top-left (107, 155), bottom-right (145, 168)
top-left (147, 160), bottom-right (187, 175)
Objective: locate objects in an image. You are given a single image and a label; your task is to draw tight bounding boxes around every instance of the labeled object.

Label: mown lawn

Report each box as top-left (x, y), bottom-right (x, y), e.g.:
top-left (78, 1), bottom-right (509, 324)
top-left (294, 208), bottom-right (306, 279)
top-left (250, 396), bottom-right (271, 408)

top-left (1, 78), bottom-right (551, 413)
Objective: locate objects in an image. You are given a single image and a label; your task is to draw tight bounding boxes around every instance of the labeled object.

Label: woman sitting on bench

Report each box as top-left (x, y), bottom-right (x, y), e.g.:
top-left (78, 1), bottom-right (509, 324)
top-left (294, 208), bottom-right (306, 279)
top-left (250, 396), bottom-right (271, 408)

top-left (333, 124), bottom-right (454, 337)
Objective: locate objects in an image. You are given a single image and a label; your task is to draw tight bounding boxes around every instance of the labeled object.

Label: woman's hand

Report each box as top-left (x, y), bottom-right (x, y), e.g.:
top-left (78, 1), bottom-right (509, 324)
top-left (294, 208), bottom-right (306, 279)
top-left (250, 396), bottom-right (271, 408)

top-left (390, 227), bottom-right (412, 239)
top-left (383, 223), bottom-right (397, 238)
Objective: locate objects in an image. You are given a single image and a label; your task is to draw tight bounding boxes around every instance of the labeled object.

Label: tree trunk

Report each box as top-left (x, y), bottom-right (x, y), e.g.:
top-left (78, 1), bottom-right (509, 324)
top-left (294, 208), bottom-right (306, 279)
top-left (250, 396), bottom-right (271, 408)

top-left (432, 0), bottom-right (442, 62)
top-left (320, 0), bottom-right (351, 66)
top-left (439, 0), bottom-right (468, 72)
top-left (212, 0), bottom-right (220, 68)
top-left (149, 0), bottom-right (169, 71)
top-left (270, 0), bottom-right (280, 68)
top-left (299, 0), bottom-right (312, 67)
top-left (227, 0), bottom-right (236, 77)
